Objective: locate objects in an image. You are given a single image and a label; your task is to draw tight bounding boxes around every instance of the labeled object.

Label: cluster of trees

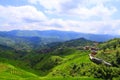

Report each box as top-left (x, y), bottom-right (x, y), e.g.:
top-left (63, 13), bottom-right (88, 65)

top-left (51, 62), bottom-right (120, 79)
top-left (97, 38), bottom-right (120, 67)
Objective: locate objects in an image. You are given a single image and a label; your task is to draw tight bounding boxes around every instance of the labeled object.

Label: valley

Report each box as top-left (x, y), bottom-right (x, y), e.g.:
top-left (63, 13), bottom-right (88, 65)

top-left (0, 30), bottom-right (120, 80)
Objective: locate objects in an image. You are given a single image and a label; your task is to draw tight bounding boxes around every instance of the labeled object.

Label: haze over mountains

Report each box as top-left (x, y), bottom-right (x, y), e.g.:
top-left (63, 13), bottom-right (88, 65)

top-left (1, 30), bottom-right (119, 41)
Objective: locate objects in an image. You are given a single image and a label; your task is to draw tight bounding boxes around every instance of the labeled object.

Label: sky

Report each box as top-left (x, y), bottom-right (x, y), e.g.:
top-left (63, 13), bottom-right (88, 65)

top-left (0, 0), bottom-right (120, 35)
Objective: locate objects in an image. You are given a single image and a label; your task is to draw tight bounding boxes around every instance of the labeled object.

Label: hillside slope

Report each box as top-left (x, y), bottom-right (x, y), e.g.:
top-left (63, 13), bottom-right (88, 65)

top-left (0, 38), bottom-right (120, 80)
top-left (97, 38), bottom-right (120, 67)
top-left (0, 62), bottom-right (40, 80)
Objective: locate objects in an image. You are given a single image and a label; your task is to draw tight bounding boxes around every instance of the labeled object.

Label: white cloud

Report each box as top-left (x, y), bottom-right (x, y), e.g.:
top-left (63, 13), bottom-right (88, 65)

top-left (0, 0), bottom-right (120, 35)
top-left (69, 4), bottom-right (117, 20)
top-left (0, 5), bottom-right (48, 30)
top-left (29, 0), bottom-right (69, 12)
top-left (28, 0), bottom-right (117, 20)
top-left (0, 5), bottom-right (47, 24)
top-left (44, 19), bottom-right (120, 35)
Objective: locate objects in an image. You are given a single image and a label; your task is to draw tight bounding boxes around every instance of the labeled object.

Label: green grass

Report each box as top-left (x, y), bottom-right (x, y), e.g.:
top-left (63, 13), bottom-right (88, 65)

top-left (46, 50), bottom-right (95, 78)
top-left (0, 62), bottom-right (40, 80)
top-left (0, 49), bottom-right (101, 80)
top-left (0, 61), bottom-right (98, 80)
top-left (0, 49), bottom-right (102, 80)
top-left (40, 77), bottom-right (99, 80)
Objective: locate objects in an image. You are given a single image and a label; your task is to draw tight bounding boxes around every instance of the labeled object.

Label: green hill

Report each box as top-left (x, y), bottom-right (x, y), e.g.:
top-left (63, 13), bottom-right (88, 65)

top-left (97, 38), bottom-right (120, 67)
top-left (0, 38), bottom-right (120, 80)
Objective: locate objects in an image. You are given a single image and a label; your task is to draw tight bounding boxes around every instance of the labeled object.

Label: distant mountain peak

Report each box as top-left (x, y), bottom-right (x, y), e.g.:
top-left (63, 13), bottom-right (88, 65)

top-left (0, 30), bottom-right (119, 42)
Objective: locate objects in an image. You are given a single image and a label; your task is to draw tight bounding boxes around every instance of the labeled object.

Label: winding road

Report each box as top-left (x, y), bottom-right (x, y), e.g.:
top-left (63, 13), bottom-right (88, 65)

top-left (89, 54), bottom-right (112, 66)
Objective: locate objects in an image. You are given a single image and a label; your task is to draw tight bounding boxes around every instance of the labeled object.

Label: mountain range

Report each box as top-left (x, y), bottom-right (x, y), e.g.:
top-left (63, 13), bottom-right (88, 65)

top-left (0, 30), bottom-right (119, 51)
top-left (1, 30), bottom-right (119, 41)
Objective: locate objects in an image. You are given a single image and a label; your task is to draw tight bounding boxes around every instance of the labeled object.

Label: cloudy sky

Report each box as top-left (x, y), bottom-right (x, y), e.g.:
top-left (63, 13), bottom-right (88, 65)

top-left (0, 0), bottom-right (120, 35)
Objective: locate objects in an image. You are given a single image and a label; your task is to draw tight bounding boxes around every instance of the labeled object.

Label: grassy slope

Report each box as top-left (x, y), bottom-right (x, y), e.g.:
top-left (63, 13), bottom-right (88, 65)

top-left (43, 50), bottom-right (98, 80)
top-left (0, 62), bottom-right (40, 80)
top-left (0, 49), bottom-right (98, 80)
top-left (1, 47), bottom-right (119, 80)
